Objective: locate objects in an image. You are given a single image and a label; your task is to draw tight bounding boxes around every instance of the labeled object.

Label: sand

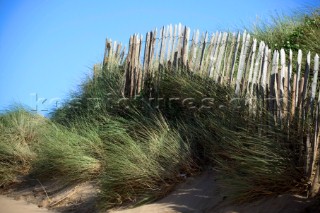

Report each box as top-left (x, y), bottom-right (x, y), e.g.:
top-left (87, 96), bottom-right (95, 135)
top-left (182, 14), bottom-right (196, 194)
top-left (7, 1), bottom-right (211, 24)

top-left (0, 195), bottom-right (54, 213)
top-left (109, 171), bottom-right (317, 213)
top-left (0, 171), bottom-right (319, 213)
top-left (109, 171), bottom-right (221, 213)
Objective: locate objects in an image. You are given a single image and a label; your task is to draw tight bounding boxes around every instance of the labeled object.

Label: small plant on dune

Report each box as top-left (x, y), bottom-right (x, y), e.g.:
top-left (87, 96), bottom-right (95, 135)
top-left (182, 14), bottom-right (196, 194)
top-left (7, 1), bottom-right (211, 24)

top-left (0, 107), bottom-right (44, 187)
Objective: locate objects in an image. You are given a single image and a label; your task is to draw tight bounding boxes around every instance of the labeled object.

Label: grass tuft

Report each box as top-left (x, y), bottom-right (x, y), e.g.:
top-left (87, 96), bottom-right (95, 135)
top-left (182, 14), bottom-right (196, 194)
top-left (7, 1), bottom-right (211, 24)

top-left (0, 107), bottom-right (43, 187)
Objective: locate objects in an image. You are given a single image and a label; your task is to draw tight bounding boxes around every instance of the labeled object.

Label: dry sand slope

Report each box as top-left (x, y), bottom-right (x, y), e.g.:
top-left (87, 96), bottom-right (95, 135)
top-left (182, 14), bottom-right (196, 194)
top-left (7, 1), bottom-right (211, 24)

top-left (0, 171), bottom-right (319, 213)
top-left (109, 171), bottom-right (317, 213)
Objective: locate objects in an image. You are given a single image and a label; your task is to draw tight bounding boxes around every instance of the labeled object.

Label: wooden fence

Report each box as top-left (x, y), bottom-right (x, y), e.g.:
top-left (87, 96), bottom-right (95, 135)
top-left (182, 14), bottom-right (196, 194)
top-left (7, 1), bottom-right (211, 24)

top-left (98, 23), bottom-right (320, 196)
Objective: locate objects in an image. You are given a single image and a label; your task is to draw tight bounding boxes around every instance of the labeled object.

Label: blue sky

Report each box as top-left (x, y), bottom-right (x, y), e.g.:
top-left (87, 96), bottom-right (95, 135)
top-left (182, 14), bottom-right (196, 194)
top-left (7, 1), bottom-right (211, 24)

top-left (0, 0), bottom-right (318, 115)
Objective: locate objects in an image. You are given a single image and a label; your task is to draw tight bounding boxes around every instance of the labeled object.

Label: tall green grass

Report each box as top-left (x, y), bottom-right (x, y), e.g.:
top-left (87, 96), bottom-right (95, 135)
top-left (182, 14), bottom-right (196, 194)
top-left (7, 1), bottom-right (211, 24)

top-left (0, 62), bottom-right (307, 210)
top-left (0, 108), bottom-right (42, 186)
top-left (31, 122), bottom-right (104, 183)
top-left (100, 114), bottom-right (195, 208)
top-left (47, 65), bottom-right (306, 206)
top-left (150, 71), bottom-right (304, 201)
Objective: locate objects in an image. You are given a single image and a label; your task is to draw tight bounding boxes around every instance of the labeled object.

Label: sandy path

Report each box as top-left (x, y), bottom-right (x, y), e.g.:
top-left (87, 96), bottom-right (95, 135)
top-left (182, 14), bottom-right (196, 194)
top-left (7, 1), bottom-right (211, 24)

top-left (109, 171), bottom-right (316, 213)
top-left (0, 171), bottom-right (318, 213)
top-left (0, 195), bottom-right (54, 213)
top-left (109, 171), bottom-right (225, 213)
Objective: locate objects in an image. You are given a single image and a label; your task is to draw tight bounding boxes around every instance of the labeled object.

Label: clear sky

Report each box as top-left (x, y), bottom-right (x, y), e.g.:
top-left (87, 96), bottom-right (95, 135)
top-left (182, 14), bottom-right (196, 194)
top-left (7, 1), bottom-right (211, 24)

top-left (0, 0), bottom-right (318, 115)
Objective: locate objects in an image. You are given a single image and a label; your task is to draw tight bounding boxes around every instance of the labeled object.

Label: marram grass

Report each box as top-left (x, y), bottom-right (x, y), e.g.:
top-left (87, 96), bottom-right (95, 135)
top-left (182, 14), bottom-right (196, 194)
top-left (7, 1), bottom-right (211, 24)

top-left (99, 113), bottom-right (196, 208)
top-left (0, 108), bottom-right (43, 187)
top-left (31, 122), bottom-right (104, 183)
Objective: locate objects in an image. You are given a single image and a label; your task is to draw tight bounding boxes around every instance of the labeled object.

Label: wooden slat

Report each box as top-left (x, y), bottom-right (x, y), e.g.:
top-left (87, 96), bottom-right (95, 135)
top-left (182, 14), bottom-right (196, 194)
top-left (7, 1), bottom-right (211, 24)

top-left (237, 30), bottom-right (247, 77)
top-left (170, 24), bottom-right (177, 65)
top-left (291, 73), bottom-right (297, 118)
top-left (287, 50), bottom-right (293, 121)
top-left (302, 51), bottom-right (311, 104)
top-left (182, 27), bottom-right (190, 67)
top-left (115, 42), bottom-right (122, 64)
top-left (280, 49), bottom-right (286, 120)
top-left (266, 49), bottom-right (272, 86)
top-left (190, 30), bottom-right (199, 72)
top-left (221, 33), bottom-right (231, 84)
top-left (111, 41), bottom-right (117, 65)
top-left (215, 32), bottom-right (228, 82)
top-left (199, 32), bottom-right (208, 72)
top-left (163, 25), bottom-right (170, 64)
top-left (154, 28), bottom-right (161, 70)
top-left (244, 37), bottom-right (256, 111)
top-left (247, 39), bottom-right (258, 87)
top-left (136, 35), bottom-right (143, 94)
top-left (295, 50), bottom-right (303, 107)
top-left (108, 40), bottom-right (114, 68)
top-left (103, 38), bottom-right (112, 68)
top-left (189, 30), bottom-right (196, 70)
top-left (280, 49), bottom-right (289, 122)
top-left (244, 39), bottom-right (253, 85)
top-left (159, 26), bottom-right (166, 65)
top-left (235, 33), bottom-right (251, 95)
top-left (269, 50), bottom-right (278, 119)
top-left (230, 32), bottom-right (241, 84)
top-left (248, 40), bottom-right (261, 95)
top-left (149, 29), bottom-right (157, 75)
top-left (208, 32), bottom-right (222, 78)
top-left (302, 53), bottom-right (312, 175)
top-left (298, 77), bottom-right (305, 121)
top-left (143, 32), bottom-right (151, 75)
top-left (275, 51), bottom-right (280, 121)
top-left (302, 52), bottom-right (311, 110)
top-left (260, 45), bottom-right (269, 90)
top-left (225, 33), bottom-right (236, 83)
top-left (124, 36), bottom-right (133, 97)
top-left (311, 54), bottom-right (319, 117)
top-left (130, 35), bottom-right (137, 97)
top-left (256, 45), bottom-right (264, 87)
top-left (166, 24), bottom-right (173, 63)
top-left (202, 33), bottom-right (216, 70)
top-left (175, 23), bottom-right (182, 68)
top-left (310, 54), bottom-right (320, 183)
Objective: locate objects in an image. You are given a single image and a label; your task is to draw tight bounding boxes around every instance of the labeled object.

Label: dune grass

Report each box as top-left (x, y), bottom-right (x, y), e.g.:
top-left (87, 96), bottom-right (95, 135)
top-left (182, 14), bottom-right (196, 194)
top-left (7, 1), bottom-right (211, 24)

top-left (100, 114), bottom-right (196, 208)
top-left (0, 65), bottom-right (306, 208)
top-left (150, 71), bottom-right (304, 201)
top-left (0, 108), bottom-right (42, 187)
top-left (250, 8), bottom-right (320, 54)
top-left (31, 122), bottom-right (104, 183)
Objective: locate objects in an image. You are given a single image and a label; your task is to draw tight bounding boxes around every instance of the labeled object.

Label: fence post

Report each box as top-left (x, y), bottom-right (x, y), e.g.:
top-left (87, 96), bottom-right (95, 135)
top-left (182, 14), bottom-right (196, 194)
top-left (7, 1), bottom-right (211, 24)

top-left (235, 33), bottom-right (251, 95)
